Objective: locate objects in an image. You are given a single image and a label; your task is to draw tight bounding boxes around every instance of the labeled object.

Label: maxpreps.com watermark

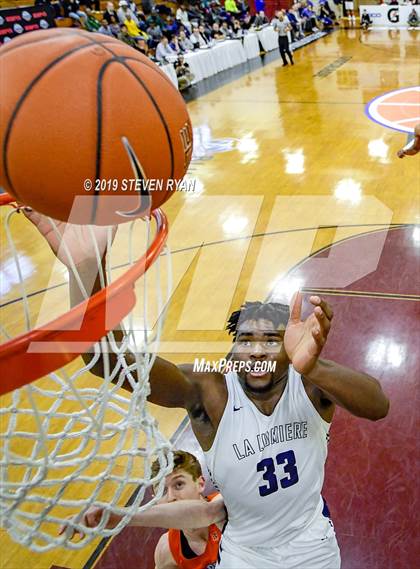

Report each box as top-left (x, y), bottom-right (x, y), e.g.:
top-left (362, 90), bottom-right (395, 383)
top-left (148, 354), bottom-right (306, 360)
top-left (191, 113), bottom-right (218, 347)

top-left (83, 178), bottom-right (197, 192)
top-left (193, 358), bottom-right (276, 374)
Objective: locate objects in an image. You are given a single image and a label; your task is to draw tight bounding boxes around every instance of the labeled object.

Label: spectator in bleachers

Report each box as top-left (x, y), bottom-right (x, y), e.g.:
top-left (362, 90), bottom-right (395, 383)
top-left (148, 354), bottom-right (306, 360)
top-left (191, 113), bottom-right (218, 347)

top-left (117, 0), bottom-right (139, 25)
top-left (211, 22), bottom-right (225, 39)
top-left (220, 20), bottom-right (233, 37)
top-left (191, 25), bottom-right (209, 48)
top-left (137, 37), bottom-right (149, 55)
top-left (319, 2), bottom-right (334, 28)
top-left (199, 23), bottom-right (212, 41)
top-left (124, 12), bottom-right (147, 38)
top-left (103, 1), bottom-right (117, 23)
top-left (147, 21), bottom-right (163, 45)
top-left (109, 15), bottom-right (121, 35)
top-left (322, 0), bottom-right (337, 20)
top-left (407, 7), bottom-right (419, 26)
top-left (85, 7), bottom-right (101, 30)
top-left (175, 55), bottom-right (195, 89)
top-left (232, 18), bottom-right (244, 38)
top-left (155, 35), bottom-right (177, 62)
top-left (64, 0), bottom-right (88, 24)
top-left (118, 23), bottom-right (143, 49)
top-left (127, 0), bottom-right (140, 15)
top-left (300, 1), bottom-right (320, 33)
top-left (146, 11), bottom-right (165, 28)
top-left (286, 8), bottom-right (304, 40)
top-left (163, 16), bottom-right (179, 35)
top-left (241, 11), bottom-right (253, 29)
top-left (178, 29), bottom-right (194, 50)
top-left (360, 9), bottom-right (372, 29)
top-left (187, 0), bottom-right (203, 21)
top-left (176, 3), bottom-right (192, 32)
top-left (170, 34), bottom-right (182, 54)
top-left (98, 18), bottom-right (115, 35)
top-left (253, 10), bottom-right (269, 27)
top-left (207, 1), bottom-right (224, 20)
top-left (141, 0), bottom-right (154, 15)
top-left (225, 0), bottom-right (240, 14)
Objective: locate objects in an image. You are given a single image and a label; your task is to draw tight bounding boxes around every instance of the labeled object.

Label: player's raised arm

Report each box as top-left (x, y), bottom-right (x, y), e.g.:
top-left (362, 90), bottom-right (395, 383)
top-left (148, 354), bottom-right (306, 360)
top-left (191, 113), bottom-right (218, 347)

top-left (23, 209), bottom-right (198, 410)
top-left (285, 292), bottom-right (390, 421)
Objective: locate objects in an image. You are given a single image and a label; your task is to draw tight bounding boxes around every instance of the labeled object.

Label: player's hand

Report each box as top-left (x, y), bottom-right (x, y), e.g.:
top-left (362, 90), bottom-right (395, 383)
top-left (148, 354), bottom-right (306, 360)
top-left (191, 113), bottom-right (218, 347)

top-left (58, 506), bottom-right (122, 540)
top-left (284, 293), bottom-right (333, 375)
top-left (397, 149), bottom-right (406, 158)
top-left (22, 207), bottom-right (117, 269)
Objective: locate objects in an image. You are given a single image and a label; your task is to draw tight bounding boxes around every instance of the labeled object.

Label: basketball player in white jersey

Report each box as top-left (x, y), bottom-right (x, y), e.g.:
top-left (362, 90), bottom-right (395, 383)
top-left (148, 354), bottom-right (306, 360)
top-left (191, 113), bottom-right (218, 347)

top-left (26, 209), bottom-right (390, 569)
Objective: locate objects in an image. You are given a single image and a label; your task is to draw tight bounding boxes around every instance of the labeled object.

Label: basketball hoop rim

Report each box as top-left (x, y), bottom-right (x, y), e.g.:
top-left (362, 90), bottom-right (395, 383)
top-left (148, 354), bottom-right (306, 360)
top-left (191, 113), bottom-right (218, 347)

top-left (0, 193), bottom-right (169, 395)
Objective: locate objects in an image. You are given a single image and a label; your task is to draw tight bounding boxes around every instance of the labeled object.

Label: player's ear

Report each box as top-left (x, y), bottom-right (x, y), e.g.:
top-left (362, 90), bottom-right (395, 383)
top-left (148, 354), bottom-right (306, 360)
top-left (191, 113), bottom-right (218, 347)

top-left (197, 475), bottom-right (206, 493)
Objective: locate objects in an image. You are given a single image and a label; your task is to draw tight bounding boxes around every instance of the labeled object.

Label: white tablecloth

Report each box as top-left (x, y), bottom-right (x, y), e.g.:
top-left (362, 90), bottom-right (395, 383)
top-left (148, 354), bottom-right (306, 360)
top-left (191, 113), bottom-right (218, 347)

top-left (257, 26), bottom-right (279, 51)
top-left (243, 32), bottom-right (260, 59)
top-left (160, 63), bottom-right (178, 88)
top-left (212, 40), bottom-right (247, 72)
top-left (184, 39), bottom-right (247, 84)
top-left (183, 48), bottom-right (218, 83)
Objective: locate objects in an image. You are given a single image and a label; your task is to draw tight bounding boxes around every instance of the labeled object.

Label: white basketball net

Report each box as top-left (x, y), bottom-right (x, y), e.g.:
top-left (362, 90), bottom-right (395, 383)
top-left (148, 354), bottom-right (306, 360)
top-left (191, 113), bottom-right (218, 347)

top-left (0, 205), bottom-right (174, 551)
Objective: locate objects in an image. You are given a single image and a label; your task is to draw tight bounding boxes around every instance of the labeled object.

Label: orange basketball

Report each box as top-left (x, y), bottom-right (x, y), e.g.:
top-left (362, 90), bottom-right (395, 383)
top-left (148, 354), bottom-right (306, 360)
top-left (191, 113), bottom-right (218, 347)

top-left (0, 29), bottom-right (193, 225)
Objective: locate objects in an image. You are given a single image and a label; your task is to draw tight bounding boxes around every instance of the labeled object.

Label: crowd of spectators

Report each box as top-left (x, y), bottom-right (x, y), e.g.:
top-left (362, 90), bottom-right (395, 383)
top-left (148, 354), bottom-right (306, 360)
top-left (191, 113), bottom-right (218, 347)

top-left (40, 0), bottom-right (342, 88)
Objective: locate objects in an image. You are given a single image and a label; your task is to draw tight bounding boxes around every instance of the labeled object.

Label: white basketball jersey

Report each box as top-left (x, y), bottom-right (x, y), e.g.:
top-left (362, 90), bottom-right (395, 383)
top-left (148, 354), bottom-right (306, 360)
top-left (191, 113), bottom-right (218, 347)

top-left (204, 366), bottom-right (330, 548)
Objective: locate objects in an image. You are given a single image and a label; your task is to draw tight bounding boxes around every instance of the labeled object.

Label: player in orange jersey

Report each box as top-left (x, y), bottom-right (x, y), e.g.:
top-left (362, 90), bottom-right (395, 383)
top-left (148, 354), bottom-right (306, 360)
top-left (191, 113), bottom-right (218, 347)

top-left (60, 451), bottom-right (225, 569)
top-left (152, 451), bottom-right (223, 569)
top-left (397, 123), bottom-right (420, 158)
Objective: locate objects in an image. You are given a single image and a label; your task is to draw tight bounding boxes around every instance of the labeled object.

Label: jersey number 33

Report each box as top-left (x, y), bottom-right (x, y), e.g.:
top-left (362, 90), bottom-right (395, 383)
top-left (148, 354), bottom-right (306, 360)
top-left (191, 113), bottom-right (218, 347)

top-left (256, 450), bottom-right (299, 497)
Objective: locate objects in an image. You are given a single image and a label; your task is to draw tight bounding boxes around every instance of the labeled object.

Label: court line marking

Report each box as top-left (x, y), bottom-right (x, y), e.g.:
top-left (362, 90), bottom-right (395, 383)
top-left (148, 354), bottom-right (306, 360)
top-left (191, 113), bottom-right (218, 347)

top-left (276, 224), bottom-right (418, 300)
top-left (198, 100), bottom-right (366, 105)
top-left (302, 288), bottom-right (420, 302)
top-left (313, 56), bottom-right (352, 78)
top-left (1, 223), bottom-right (411, 309)
top-left (378, 103), bottom-right (419, 106)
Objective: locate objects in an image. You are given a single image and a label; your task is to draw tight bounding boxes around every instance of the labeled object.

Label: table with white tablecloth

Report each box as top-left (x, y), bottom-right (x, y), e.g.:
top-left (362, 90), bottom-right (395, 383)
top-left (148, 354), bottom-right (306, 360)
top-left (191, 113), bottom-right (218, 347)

top-left (256, 26), bottom-right (279, 52)
top-left (183, 39), bottom-right (247, 84)
top-left (243, 32), bottom-right (260, 60)
top-left (212, 39), bottom-right (247, 72)
top-left (183, 48), bottom-right (218, 83)
top-left (160, 63), bottom-right (178, 88)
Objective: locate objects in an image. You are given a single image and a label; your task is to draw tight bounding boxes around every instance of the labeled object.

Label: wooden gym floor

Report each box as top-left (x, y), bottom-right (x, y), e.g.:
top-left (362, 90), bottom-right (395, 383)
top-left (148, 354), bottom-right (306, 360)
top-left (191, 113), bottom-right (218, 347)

top-left (1, 28), bottom-right (419, 569)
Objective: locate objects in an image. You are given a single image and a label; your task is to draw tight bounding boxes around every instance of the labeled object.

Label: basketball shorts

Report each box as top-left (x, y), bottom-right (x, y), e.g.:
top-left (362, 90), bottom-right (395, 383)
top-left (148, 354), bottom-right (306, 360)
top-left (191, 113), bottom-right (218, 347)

top-left (216, 514), bottom-right (341, 569)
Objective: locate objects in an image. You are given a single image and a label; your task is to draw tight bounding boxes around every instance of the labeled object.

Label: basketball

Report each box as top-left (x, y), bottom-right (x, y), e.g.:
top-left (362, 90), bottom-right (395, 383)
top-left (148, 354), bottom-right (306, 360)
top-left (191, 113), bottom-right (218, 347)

top-left (0, 29), bottom-right (193, 225)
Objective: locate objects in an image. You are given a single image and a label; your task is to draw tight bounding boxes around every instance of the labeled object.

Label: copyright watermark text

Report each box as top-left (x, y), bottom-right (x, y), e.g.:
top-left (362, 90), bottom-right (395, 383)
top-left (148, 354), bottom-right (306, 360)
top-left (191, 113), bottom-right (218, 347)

top-left (83, 178), bottom-right (197, 193)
